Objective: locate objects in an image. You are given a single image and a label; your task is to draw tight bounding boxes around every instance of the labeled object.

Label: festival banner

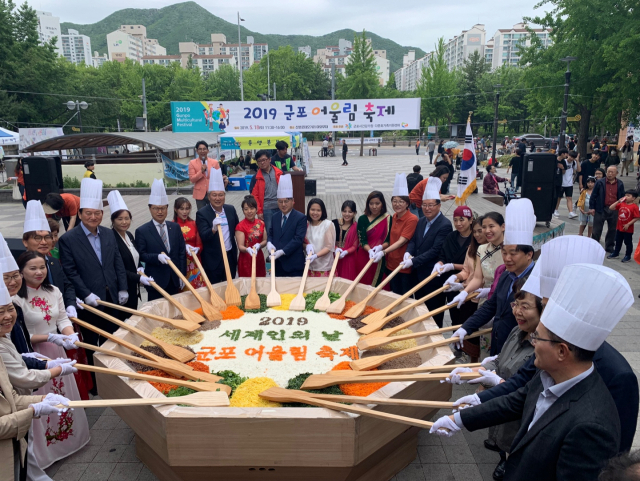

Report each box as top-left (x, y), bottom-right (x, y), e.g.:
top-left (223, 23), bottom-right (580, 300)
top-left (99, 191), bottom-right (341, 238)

top-left (171, 99), bottom-right (421, 133)
top-left (455, 119), bottom-right (477, 205)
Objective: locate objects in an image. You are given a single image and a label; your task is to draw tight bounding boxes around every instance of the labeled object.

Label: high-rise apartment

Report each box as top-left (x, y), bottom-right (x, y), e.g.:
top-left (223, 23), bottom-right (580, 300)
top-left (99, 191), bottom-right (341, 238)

top-left (60, 29), bottom-right (92, 65)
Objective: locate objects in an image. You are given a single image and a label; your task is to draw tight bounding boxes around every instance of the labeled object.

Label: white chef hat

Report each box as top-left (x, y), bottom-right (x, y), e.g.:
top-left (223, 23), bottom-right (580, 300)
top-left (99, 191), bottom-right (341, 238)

top-left (423, 177), bottom-right (442, 201)
top-left (23, 200), bottom-right (51, 233)
top-left (392, 173), bottom-right (409, 197)
top-left (107, 190), bottom-right (129, 215)
top-left (0, 282), bottom-right (10, 306)
top-left (79, 178), bottom-right (104, 210)
top-left (503, 198), bottom-right (536, 246)
top-left (277, 174), bottom-right (293, 198)
top-left (208, 167), bottom-right (225, 192)
top-left (0, 233), bottom-right (18, 273)
top-left (537, 236), bottom-right (605, 298)
top-left (541, 263), bottom-right (633, 351)
top-left (521, 259), bottom-right (541, 297)
top-left (149, 179), bottom-right (168, 206)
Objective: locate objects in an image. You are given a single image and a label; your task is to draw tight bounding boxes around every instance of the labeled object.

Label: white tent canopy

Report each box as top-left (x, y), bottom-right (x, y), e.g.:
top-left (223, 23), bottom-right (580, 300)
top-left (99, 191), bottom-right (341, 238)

top-left (0, 127), bottom-right (19, 146)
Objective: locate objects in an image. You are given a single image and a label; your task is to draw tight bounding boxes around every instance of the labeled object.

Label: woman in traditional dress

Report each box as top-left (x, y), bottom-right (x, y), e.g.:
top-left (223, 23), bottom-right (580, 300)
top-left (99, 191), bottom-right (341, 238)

top-left (355, 191), bottom-right (391, 287)
top-left (235, 195), bottom-right (267, 278)
top-left (304, 198), bottom-right (336, 277)
top-left (173, 197), bottom-right (205, 289)
top-left (10, 251), bottom-right (89, 477)
top-left (333, 200), bottom-right (359, 280)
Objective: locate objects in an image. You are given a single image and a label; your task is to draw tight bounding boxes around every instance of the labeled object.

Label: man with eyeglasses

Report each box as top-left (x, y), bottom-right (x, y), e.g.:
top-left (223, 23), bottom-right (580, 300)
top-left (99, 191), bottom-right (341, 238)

top-left (188, 140), bottom-right (227, 210)
top-left (135, 179), bottom-right (186, 301)
top-left (249, 149), bottom-right (283, 235)
top-left (431, 264), bottom-right (632, 481)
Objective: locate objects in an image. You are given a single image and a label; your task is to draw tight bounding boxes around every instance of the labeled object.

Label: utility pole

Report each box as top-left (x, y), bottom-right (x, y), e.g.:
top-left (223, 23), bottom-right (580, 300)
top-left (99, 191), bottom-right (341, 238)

top-left (142, 77), bottom-right (148, 132)
top-left (273, 82), bottom-right (276, 101)
top-left (331, 64), bottom-right (336, 100)
top-left (267, 53), bottom-right (270, 100)
top-left (237, 12), bottom-right (244, 101)
top-left (491, 84), bottom-right (501, 163)
top-left (559, 56), bottom-right (577, 149)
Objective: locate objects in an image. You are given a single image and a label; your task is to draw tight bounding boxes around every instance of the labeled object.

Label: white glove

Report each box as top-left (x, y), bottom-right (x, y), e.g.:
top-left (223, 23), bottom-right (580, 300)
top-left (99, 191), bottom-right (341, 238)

top-left (137, 267), bottom-right (145, 276)
top-left (46, 358), bottom-right (74, 369)
top-left (59, 360), bottom-right (78, 376)
top-left (446, 282), bottom-right (464, 292)
top-left (65, 306), bottom-right (77, 319)
top-left (118, 290), bottom-right (129, 305)
top-left (273, 250), bottom-right (285, 260)
top-left (467, 369), bottom-right (503, 387)
top-left (448, 291), bottom-right (468, 309)
top-left (431, 262), bottom-right (444, 275)
top-left (402, 256), bottom-right (413, 269)
top-left (266, 242), bottom-right (276, 254)
top-left (429, 416), bottom-right (460, 437)
top-left (75, 298), bottom-right (84, 310)
top-left (252, 243), bottom-right (262, 253)
top-left (443, 275), bottom-right (458, 287)
top-left (451, 327), bottom-right (467, 349)
top-left (186, 245), bottom-right (200, 256)
top-left (372, 251), bottom-right (384, 263)
top-left (307, 254), bottom-right (318, 263)
top-left (440, 263), bottom-right (454, 275)
top-left (62, 333), bottom-right (79, 350)
top-left (47, 333), bottom-right (70, 347)
top-left (371, 245), bottom-right (383, 255)
top-left (339, 249), bottom-right (349, 259)
top-left (22, 352), bottom-right (49, 360)
top-left (474, 287), bottom-right (490, 300)
top-left (30, 399), bottom-right (69, 417)
top-left (452, 394), bottom-right (481, 412)
top-left (178, 279), bottom-right (185, 290)
top-left (441, 367), bottom-right (473, 385)
top-left (139, 275), bottom-right (154, 287)
top-left (158, 253), bottom-right (171, 265)
top-left (211, 217), bottom-right (223, 232)
top-left (403, 252), bottom-right (412, 263)
top-left (245, 247), bottom-right (255, 257)
top-left (481, 355), bottom-right (499, 367)
top-left (305, 244), bottom-right (315, 255)
top-left (83, 293), bottom-right (100, 307)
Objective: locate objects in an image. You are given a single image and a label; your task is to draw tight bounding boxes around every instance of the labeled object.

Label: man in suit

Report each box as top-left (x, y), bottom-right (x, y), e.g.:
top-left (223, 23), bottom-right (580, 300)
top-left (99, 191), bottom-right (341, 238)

top-left (195, 168), bottom-right (239, 284)
top-left (402, 178), bottom-right (452, 327)
top-left (266, 174), bottom-right (307, 277)
top-left (135, 179), bottom-right (186, 301)
top-left (188, 140), bottom-right (227, 210)
top-left (430, 264), bottom-right (632, 481)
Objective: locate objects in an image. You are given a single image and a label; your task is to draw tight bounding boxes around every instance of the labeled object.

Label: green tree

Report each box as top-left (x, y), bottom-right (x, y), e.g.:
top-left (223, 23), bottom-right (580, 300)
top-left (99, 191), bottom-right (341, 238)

top-left (456, 50), bottom-right (490, 122)
top-left (203, 64), bottom-right (241, 101)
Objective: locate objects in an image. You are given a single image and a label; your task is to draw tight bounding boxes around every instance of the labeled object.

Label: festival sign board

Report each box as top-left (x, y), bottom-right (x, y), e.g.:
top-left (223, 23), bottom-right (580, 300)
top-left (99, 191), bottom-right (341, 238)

top-left (171, 98), bottom-right (421, 133)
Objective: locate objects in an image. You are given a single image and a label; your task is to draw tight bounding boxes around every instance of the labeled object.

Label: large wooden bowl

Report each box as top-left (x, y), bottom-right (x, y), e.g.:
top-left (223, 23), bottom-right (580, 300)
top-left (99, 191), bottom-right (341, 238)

top-left (93, 277), bottom-right (454, 481)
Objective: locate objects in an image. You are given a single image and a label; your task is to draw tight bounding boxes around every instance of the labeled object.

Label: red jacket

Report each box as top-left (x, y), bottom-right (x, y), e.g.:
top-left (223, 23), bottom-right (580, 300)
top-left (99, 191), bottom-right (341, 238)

top-left (483, 173), bottom-right (506, 195)
top-left (252, 165), bottom-right (282, 214)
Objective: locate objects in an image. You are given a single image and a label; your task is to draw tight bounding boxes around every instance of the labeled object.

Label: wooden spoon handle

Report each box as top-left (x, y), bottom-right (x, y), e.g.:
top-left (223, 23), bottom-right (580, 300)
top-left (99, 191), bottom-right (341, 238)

top-left (323, 254), bottom-right (340, 294)
top-left (218, 229), bottom-right (234, 283)
top-left (342, 258), bottom-right (374, 298)
top-left (165, 254), bottom-right (204, 302)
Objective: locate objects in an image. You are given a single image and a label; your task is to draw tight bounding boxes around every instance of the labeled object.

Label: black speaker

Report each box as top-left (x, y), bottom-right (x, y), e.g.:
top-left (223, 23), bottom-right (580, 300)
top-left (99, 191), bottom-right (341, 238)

top-left (305, 179), bottom-right (317, 196)
top-left (520, 153), bottom-right (556, 224)
top-left (23, 156), bottom-right (63, 202)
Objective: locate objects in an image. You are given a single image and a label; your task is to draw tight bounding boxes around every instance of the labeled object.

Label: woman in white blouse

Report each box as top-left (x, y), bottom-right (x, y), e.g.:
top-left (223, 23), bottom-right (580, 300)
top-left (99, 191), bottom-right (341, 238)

top-left (12, 251), bottom-right (89, 475)
top-left (304, 198), bottom-right (336, 277)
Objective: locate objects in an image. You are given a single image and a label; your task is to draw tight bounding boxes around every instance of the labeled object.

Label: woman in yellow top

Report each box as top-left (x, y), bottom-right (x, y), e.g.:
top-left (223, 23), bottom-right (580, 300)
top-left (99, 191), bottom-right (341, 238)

top-left (83, 161), bottom-right (96, 179)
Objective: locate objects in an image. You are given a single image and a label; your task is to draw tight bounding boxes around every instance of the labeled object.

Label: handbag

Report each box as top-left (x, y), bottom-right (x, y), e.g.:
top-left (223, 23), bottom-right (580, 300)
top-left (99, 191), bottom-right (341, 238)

top-left (12, 183), bottom-right (21, 201)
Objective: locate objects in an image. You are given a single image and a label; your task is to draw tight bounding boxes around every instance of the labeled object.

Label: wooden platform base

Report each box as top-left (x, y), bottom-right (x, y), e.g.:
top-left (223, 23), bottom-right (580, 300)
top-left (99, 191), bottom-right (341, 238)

top-left (136, 426), bottom-right (419, 481)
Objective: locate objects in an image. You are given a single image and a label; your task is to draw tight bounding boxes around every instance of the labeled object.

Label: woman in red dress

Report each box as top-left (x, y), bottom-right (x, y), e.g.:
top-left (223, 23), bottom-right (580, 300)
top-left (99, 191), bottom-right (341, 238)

top-left (173, 197), bottom-right (205, 289)
top-left (235, 195), bottom-right (267, 277)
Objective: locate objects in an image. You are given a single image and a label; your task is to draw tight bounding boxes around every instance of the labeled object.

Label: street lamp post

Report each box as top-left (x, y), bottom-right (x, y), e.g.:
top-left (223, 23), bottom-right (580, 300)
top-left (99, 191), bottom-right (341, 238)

top-left (237, 12), bottom-right (244, 101)
top-left (491, 84), bottom-right (501, 163)
top-left (559, 56), bottom-right (577, 149)
top-left (65, 100), bottom-right (89, 132)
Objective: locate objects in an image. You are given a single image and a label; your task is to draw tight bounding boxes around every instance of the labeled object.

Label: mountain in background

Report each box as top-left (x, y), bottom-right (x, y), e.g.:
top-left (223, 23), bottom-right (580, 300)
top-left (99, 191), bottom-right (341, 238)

top-left (61, 1), bottom-right (426, 72)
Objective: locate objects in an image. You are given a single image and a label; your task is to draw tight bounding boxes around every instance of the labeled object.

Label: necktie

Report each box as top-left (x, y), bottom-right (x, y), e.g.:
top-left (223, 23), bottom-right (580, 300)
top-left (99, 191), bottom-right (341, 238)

top-left (45, 257), bottom-right (53, 285)
top-left (158, 224), bottom-right (170, 252)
top-left (282, 215), bottom-right (288, 229)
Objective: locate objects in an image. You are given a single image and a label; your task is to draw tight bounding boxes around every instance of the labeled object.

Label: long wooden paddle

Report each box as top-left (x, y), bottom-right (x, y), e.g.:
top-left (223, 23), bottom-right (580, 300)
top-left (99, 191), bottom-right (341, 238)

top-left (79, 304), bottom-right (196, 363)
top-left (360, 292), bottom-right (479, 340)
top-left (190, 253), bottom-right (227, 311)
top-left (326, 258), bottom-right (374, 314)
top-left (358, 286), bottom-right (449, 335)
top-left (266, 250), bottom-right (281, 307)
top-left (303, 392), bottom-right (455, 409)
top-left (350, 328), bottom-right (492, 371)
top-left (313, 254), bottom-right (341, 311)
top-left (359, 272), bottom-right (438, 325)
top-left (259, 388), bottom-right (435, 429)
top-left (148, 280), bottom-right (206, 326)
top-left (55, 391), bottom-right (230, 409)
top-left (75, 364), bottom-right (225, 392)
top-left (325, 362), bottom-right (482, 377)
top-left (359, 323), bottom-right (468, 351)
top-left (300, 371), bottom-right (483, 390)
top-left (289, 256), bottom-right (312, 311)
top-left (344, 262), bottom-right (406, 318)
top-left (96, 300), bottom-right (200, 333)
top-left (244, 252), bottom-right (261, 310)
top-left (164, 253), bottom-right (222, 321)
top-left (218, 228), bottom-right (241, 306)
top-left (75, 341), bottom-right (223, 385)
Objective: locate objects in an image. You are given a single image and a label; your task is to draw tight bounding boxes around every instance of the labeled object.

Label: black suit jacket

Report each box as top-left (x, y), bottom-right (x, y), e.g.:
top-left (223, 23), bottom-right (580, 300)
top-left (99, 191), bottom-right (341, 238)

top-left (46, 255), bottom-right (75, 308)
top-left (58, 224), bottom-right (128, 301)
top-left (134, 220), bottom-right (186, 290)
top-left (267, 209), bottom-right (307, 275)
top-left (405, 213), bottom-right (452, 281)
top-left (112, 229), bottom-right (141, 301)
top-left (195, 204), bottom-right (239, 279)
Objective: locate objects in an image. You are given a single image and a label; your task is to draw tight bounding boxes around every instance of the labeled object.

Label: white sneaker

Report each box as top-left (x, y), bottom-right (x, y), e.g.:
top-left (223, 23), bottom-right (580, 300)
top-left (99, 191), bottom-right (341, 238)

top-left (553, 210), bottom-right (560, 217)
top-left (568, 212), bottom-right (578, 219)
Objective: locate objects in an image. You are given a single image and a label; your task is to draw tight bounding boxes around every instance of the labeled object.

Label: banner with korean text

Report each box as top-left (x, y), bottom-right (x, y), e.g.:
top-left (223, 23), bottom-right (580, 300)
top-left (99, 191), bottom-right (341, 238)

top-left (171, 98), bottom-right (421, 133)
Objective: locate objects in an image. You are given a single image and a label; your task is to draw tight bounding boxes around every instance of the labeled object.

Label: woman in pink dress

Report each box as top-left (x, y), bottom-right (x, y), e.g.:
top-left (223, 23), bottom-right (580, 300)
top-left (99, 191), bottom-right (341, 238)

top-left (332, 200), bottom-right (359, 280)
top-left (354, 191), bottom-right (391, 287)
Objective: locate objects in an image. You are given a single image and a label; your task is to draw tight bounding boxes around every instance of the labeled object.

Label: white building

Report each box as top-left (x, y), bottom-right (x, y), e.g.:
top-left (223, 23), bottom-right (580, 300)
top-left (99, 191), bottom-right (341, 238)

top-left (315, 38), bottom-right (388, 85)
top-left (35, 11), bottom-right (61, 52)
top-left (60, 29), bottom-right (92, 65)
top-left (484, 38), bottom-right (494, 67)
top-left (92, 51), bottom-right (109, 68)
top-left (179, 34), bottom-right (264, 71)
top-left (394, 50), bottom-right (434, 91)
top-left (443, 24), bottom-right (486, 71)
top-left (107, 25), bottom-right (166, 63)
top-left (142, 55), bottom-right (181, 67)
top-left (298, 46), bottom-right (311, 58)
top-left (247, 36), bottom-right (268, 62)
top-left (489, 23), bottom-right (552, 69)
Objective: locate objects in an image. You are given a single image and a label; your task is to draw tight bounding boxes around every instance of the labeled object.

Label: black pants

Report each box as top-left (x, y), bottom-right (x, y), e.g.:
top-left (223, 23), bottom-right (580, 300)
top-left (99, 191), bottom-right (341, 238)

top-left (204, 259), bottom-right (237, 285)
top-left (195, 197), bottom-right (208, 210)
top-left (323, 147), bottom-right (328, 156)
top-left (592, 209), bottom-right (618, 252)
top-left (416, 148), bottom-right (420, 155)
top-left (342, 151), bottom-right (347, 164)
top-left (614, 230), bottom-right (634, 257)
top-left (389, 270), bottom-right (415, 296)
top-left (428, 151), bottom-right (434, 163)
top-left (146, 277), bottom-right (181, 301)
top-left (275, 263), bottom-right (304, 278)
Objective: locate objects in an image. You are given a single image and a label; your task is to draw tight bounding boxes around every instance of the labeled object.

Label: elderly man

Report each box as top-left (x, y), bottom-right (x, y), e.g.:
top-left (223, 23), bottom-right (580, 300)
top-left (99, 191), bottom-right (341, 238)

top-left (589, 165), bottom-right (625, 252)
top-left (188, 140), bottom-right (227, 210)
top-left (431, 263), bottom-right (632, 481)
top-left (135, 179), bottom-right (186, 301)
top-left (266, 175), bottom-right (307, 277)
top-left (249, 149), bottom-right (282, 235)
top-left (195, 168), bottom-right (239, 283)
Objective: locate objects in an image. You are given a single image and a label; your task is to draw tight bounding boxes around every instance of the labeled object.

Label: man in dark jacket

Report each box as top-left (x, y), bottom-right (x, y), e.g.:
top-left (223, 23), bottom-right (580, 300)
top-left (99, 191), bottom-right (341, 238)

top-left (589, 165), bottom-right (625, 252)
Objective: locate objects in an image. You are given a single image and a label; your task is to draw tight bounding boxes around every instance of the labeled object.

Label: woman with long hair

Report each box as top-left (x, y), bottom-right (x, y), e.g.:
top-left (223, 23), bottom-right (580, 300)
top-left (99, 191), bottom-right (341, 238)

top-left (621, 140), bottom-right (634, 176)
top-left (235, 195), bottom-right (267, 277)
top-left (381, 192), bottom-right (417, 295)
top-left (173, 197), bottom-right (204, 289)
top-left (355, 191), bottom-right (391, 287)
top-left (305, 198), bottom-right (336, 277)
top-left (333, 200), bottom-right (359, 280)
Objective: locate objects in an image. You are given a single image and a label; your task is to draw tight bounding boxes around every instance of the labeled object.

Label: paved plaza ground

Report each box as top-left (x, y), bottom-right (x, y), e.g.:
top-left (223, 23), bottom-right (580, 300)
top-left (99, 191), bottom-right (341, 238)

top-left (2, 146), bottom-right (638, 481)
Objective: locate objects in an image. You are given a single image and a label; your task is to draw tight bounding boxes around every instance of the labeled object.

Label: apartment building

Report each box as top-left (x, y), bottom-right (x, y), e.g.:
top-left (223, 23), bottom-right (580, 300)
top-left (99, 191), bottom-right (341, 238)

top-left (488, 23), bottom-right (552, 69)
top-left (298, 46), bottom-right (312, 58)
top-left (92, 51), bottom-right (109, 68)
top-left (394, 50), bottom-right (433, 91)
top-left (443, 24), bottom-right (486, 71)
top-left (107, 25), bottom-right (166, 63)
top-left (35, 11), bottom-right (62, 52)
top-left (315, 38), bottom-right (389, 85)
top-left (60, 29), bottom-right (92, 65)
